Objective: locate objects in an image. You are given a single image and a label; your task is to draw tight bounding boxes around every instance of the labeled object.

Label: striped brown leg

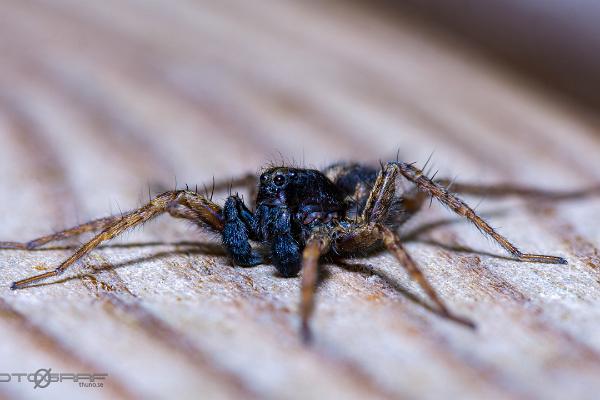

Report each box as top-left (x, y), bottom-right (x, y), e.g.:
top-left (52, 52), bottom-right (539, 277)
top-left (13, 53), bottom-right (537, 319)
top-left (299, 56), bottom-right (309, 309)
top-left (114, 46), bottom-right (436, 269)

top-left (392, 162), bottom-right (567, 265)
top-left (0, 197), bottom-right (219, 251)
top-left (360, 163), bottom-right (398, 223)
top-left (0, 216), bottom-right (121, 250)
top-left (0, 174), bottom-right (253, 251)
top-left (379, 225), bottom-right (474, 327)
top-left (334, 224), bottom-right (473, 327)
top-left (10, 190), bottom-right (224, 290)
top-left (300, 230), bottom-right (331, 343)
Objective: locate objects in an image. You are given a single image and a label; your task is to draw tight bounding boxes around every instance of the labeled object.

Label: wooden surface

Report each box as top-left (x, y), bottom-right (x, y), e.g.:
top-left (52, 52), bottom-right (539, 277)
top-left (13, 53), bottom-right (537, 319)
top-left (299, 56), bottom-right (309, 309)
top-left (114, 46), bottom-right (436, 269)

top-left (1, 1), bottom-right (600, 399)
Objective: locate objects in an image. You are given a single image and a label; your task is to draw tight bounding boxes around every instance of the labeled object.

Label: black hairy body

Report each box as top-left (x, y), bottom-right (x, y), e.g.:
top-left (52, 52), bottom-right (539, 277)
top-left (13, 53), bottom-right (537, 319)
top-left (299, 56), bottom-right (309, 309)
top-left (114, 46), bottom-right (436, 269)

top-left (223, 167), bottom-right (348, 276)
top-left (3, 160), bottom-right (571, 342)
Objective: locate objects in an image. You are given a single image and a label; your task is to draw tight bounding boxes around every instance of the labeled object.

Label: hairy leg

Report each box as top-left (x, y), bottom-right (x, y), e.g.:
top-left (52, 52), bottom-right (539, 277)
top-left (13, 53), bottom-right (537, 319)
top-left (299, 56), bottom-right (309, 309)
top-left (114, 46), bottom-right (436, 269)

top-left (269, 207), bottom-right (302, 277)
top-left (0, 179), bottom-right (240, 252)
top-left (389, 162), bottom-right (566, 264)
top-left (10, 190), bottom-right (224, 289)
top-left (361, 163), bottom-right (398, 223)
top-left (0, 216), bottom-right (121, 250)
top-left (299, 229), bottom-right (331, 343)
top-left (334, 223), bottom-right (473, 327)
top-left (379, 225), bottom-right (474, 327)
top-left (222, 196), bottom-right (263, 266)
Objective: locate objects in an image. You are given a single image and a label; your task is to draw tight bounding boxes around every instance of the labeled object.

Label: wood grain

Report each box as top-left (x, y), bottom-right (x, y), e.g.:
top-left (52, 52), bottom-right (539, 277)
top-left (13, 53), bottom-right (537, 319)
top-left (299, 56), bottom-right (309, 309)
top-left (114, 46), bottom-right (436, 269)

top-left (0, 1), bottom-right (599, 399)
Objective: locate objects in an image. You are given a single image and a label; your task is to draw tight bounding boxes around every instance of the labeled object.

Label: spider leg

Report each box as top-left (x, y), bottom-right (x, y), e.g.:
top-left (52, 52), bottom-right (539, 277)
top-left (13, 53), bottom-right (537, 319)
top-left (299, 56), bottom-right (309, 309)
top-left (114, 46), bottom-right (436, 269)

top-left (390, 162), bottom-right (567, 264)
top-left (10, 190), bottom-right (224, 290)
top-left (379, 225), bottom-right (474, 326)
top-left (0, 184), bottom-right (234, 251)
top-left (222, 196), bottom-right (263, 267)
top-left (334, 224), bottom-right (474, 328)
top-left (0, 216), bottom-right (121, 250)
top-left (165, 203), bottom-right (199, 221)
top-left (299, 229), bottom-right (331, 343)
top-left (361, 162), bottom-right (399, 223)
top-left (359, 163), bottom-right (428, 229)
top-left (269, 207), bottom-right (303, 277)
top-left (435, 178), bottom-right (600, 200)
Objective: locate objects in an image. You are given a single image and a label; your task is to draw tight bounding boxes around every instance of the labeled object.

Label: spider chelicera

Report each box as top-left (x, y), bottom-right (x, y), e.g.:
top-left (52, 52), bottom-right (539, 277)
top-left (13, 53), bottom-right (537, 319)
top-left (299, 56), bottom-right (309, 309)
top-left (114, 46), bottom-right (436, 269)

top-left (3, 160), bottom-right (569, 342)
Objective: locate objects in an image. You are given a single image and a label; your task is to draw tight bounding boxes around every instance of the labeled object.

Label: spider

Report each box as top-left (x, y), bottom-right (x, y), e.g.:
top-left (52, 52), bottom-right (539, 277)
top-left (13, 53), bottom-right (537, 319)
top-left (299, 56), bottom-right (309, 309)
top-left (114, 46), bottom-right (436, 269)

top-left (3, 160), bottom-right (570, 342)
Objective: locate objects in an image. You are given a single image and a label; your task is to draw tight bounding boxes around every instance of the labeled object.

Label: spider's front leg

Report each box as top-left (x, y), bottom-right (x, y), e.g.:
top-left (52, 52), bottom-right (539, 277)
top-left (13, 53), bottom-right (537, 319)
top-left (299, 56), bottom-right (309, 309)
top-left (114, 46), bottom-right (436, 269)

top-left (222, 196), bottom-right (263, 267)
top-left (299, 228), bottom-right (331, 343)
top-left (0, 216), bottom-right (123, 250)
top-left (10, 190), bottom-right (224, 289)
top-left (266, 206), bottom-right (302, 277)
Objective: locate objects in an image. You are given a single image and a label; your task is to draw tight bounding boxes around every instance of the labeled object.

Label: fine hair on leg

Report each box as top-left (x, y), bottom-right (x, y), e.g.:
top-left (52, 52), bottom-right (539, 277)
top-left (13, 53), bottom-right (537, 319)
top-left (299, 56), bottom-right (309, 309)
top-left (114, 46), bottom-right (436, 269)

top-left (10, 191), bottom-right (224, 290)
top-left (391, 162), bottom-right (567, 265)
top-left (0, 216), bottom-right (122, 250)
top-left (299, 229), bottom-right (331, 343)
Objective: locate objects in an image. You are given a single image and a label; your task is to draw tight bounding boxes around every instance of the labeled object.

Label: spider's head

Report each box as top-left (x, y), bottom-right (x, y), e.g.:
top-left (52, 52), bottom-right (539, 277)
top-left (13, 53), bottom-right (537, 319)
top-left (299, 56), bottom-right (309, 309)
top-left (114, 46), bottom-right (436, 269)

top-left (256, 167), bottom-right (300, 206)
top-left (256, 167), bottom-right (346, 211)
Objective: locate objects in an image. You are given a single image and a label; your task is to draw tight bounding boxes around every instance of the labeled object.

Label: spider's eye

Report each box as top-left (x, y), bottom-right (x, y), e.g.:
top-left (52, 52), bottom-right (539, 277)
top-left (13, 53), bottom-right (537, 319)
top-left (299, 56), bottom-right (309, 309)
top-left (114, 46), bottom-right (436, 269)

top-left (260, 174), bottom-right (268, 184)
top-left (288, 171), bottom-right (297, 180)
top-left (273, 174), bottom-right (286, 186)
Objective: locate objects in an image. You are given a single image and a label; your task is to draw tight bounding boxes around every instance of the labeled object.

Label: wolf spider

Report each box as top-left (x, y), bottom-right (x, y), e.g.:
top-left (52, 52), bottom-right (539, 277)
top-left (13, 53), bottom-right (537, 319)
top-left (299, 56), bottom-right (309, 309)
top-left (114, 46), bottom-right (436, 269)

top-left (3, 160), bottom-right (570, 342)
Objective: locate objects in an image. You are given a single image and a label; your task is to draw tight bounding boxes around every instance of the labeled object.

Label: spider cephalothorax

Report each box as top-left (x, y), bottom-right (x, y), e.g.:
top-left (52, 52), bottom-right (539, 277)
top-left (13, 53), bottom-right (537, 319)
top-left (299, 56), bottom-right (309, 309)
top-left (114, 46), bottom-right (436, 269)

top-left (3, 160), bottom-right (569, 342)
top-left (225, 167), bottom-right (349, 277)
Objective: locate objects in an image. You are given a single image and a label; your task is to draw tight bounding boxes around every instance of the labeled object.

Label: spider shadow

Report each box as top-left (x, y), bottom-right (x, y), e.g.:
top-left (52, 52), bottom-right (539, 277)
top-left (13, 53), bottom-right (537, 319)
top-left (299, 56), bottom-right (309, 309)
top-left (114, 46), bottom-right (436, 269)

top-left (17, 242), bottom-right (228, 289)
top-left (400, 208), bottom-right (532, 262)
top-left (333, 259), bottom-right (474, 328)
top-left (2, 241), bottom-right (223, 252)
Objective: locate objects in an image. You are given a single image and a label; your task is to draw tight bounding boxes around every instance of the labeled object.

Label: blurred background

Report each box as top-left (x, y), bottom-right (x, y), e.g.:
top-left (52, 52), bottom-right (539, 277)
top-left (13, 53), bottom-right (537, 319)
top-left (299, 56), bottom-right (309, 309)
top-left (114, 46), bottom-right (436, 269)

top-left (1, 1), bottom-right (600, 399)
top-left (379, 0), bottom-right (600, 110)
